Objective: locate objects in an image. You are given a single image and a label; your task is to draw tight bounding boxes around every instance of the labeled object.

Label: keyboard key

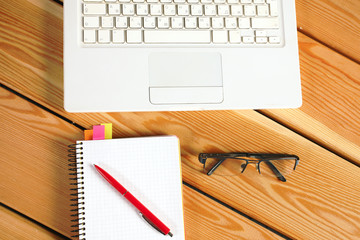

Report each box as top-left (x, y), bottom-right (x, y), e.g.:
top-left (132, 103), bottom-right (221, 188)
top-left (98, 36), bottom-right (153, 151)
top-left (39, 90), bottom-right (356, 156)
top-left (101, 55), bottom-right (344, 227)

top-left (204, 5), bottom-right (216, 16)
top-left (269, 1), bottom-right (278, 16)
top-left (257, 5), bottom-right (269, 16)
top-left (129, 17), bottom-right (142, 28)
top-left (269, 36), bottom-right (280, 43)
top-left (244, 5), bottom-right (256, 16)
top-left (225, 17), bottom-right (237, 29)
top-left (108, 4), bottom-right (121, 15)
top-left (144, 17), bottom-right (157, 28)
top-left (198, 17), bottom-right (211, 29)
top-left (256, 36), bottom-right (267, 43)
top-left (242, 36), bottom-right (254, 43)
top-left (238, 17), bottom-right (250, 28)
top-left (127, 30), bottom-right (143, 43)
top-left (150, 4), bottom-right (162, 15)
top-left (83, 17), bottom-right (100, 28)
top-left (218, 5), bottom-right (230, 16)
top-left (191, 5), bottom-right (203, 16)
top-left (212, 30), bottom-right (228, 43)
top-left (231, 5), bottom-right (243, 16)
top-left (123, 4), bottom-right (135, 15)
top-left (115, 16), bottom-right (128, 28)
top-left (164, 5), bottom-right (176, 15)
top-left (185, 17), bottom-right (197, 29)
top-left (98, 29), bottom-right (111, 43)
top-left (171, 17), bottom-right (184, 29)
top-left (178, 5), bottom-right (190, 16)
top-left (112, 30), bottom-right (125, 43)
top-left (83, 4), bottom-right (106, 15)
top-left (144, 30), bottom-right (211, 43)
top-left (136, 4), bottom-right (149, 15)
top-left (251, 17), bottom-right (279, 28)
top-left (157, 17), bottom-right (170, 28)
top-left (229, 30), bottom-right (241, 43)
top-left (212, 17), bottom-right (224, 29)
top-left (102, 17), bottom-right (114, 28)
top-left (83, 30), bottom-right (96, 43)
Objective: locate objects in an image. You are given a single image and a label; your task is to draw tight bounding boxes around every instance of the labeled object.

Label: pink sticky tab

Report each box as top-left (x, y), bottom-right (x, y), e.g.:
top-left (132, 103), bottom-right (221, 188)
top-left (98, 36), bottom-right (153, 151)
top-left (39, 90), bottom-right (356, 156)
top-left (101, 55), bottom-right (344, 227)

top-left (93, 125), bottom-right (105, 140)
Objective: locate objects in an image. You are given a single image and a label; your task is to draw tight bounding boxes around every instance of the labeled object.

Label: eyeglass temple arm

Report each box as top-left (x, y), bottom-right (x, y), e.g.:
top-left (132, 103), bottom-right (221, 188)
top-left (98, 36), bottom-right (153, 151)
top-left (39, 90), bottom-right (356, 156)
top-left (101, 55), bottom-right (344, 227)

top-left (198, 153), bottom-right (249, 164)
top-left (200, 153), bottom-right (299, 161)
top-left (250, 154), bottom-right (299, 160)
top-left (264, 161), bottom-right (287, 182)
top-left (206, 158), bottom-right (227, 176)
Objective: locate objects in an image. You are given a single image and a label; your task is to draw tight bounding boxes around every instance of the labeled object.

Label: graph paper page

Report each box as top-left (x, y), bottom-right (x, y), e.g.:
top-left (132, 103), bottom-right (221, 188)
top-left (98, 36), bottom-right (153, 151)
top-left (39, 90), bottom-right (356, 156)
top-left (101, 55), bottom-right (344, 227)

top-left (76, 136), bottom-right (185, 240)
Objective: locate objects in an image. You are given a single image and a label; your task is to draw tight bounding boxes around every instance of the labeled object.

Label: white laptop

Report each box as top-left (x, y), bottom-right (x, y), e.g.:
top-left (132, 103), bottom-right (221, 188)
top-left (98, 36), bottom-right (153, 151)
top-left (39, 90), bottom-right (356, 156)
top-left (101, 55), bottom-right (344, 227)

top-left (64, 0), bottom-right (301, 112)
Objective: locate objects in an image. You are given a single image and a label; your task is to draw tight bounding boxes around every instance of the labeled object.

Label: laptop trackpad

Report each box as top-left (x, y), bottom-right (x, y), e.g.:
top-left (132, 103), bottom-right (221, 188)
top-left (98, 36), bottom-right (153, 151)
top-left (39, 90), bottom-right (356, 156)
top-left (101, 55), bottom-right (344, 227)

top-left (149, 53), bottom-right (223, 104)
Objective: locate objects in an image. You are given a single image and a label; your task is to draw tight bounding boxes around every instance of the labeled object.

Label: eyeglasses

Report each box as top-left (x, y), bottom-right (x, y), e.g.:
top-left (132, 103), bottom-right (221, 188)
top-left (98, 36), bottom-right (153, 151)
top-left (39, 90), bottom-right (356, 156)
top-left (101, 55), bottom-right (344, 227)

top-left (198, 153), bottom-right (299, 182)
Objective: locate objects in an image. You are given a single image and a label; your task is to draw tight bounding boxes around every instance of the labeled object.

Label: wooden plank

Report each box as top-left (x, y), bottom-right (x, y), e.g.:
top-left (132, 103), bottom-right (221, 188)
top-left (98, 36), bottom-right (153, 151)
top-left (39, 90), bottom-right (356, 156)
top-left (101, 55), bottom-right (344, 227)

top-left (2, 77), bottom-right (360, 239)
top-left (183, 185), bottom-right (283, 240)
top-left (263, 33), bottom-right (360, 164)
top-left (0, 88), bottom-right (283, 240)
top-left (296, 0), bottom-right (360, 63)
top-left (0, 205), bottom-right (65, 240)
top-left (1, 0), bottom-right (359, 165)
top-left (1, 0), bottom-right (360, 239)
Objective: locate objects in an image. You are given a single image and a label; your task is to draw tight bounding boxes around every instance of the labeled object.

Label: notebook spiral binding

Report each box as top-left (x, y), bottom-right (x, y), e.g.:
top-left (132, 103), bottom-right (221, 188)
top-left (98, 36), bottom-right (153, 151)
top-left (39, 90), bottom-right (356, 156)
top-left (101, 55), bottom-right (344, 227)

top-left (68, 142), bottom-right (86, 240)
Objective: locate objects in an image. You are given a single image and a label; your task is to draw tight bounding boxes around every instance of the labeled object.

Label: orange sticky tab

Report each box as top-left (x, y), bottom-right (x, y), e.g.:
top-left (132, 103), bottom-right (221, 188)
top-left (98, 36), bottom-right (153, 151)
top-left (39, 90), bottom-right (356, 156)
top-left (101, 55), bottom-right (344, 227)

top-left (84, 130), bottom-right (93, 140)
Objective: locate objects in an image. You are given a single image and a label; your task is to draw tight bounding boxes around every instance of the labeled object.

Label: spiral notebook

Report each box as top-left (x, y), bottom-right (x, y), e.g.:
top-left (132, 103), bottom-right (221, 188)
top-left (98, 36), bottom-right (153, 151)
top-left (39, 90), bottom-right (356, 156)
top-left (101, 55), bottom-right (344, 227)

top-left (69, 136), bottom-right (185, 240)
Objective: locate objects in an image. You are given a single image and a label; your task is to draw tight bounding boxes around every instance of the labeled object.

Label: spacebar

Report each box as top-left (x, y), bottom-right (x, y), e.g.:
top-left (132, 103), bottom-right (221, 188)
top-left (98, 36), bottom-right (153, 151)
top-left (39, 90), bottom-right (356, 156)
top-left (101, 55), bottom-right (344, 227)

top-left (144, 30), bottom-right (211, 43)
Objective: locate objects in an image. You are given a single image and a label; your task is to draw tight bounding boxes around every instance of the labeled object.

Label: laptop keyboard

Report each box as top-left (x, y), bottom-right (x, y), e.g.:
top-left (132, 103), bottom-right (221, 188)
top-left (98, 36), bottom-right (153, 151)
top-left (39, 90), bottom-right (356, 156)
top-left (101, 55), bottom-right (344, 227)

top-left (82, 0), bottom-right (282, 46)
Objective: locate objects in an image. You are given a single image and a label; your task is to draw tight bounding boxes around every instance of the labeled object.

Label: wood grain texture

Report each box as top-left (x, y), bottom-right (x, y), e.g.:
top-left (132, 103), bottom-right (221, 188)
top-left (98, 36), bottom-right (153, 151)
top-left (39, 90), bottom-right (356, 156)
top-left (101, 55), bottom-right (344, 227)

top-left (296, 0), bottom-right (360, 63)
top-left (2, 74), bottom-right (360, 240)
top-left (2, 81), bottom-right (360, 240)
top-left (0, 88), bottom-right (283, 240)
top-left (183, 185), bottom-right (284, 240)
top-left (1, 0), bottom-right (360, 239)
top-left (262, 33), bottom-right (360, 165)
top-left (0, 205), bottom-right (65, 240)
top-left (1, 0), bottom-right (359, 165)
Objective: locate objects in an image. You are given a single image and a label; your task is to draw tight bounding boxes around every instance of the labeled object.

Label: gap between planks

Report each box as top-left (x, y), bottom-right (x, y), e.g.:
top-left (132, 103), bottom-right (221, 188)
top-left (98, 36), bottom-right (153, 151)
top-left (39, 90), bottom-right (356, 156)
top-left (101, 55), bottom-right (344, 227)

top-left (0, 84), bottom-right (290, 240)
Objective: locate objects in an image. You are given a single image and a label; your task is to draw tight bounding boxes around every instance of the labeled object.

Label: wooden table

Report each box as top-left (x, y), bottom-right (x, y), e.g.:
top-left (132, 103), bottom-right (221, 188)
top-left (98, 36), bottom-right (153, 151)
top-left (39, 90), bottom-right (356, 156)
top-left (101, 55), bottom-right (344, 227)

top-left (1, 0), bottom-right (360, 239)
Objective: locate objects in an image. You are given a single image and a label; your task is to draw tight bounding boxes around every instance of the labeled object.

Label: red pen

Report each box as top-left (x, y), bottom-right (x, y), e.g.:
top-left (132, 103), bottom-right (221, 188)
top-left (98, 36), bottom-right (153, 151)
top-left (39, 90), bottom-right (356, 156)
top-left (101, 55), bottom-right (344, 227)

top-left (94, 164), bottom-right (173, 237)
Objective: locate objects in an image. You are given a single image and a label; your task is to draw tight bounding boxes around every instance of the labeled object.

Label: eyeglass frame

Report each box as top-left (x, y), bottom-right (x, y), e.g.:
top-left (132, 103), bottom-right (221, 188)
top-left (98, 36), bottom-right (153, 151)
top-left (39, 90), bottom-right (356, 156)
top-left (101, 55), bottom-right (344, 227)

top-left (198, 153), bottom-right (300, 182)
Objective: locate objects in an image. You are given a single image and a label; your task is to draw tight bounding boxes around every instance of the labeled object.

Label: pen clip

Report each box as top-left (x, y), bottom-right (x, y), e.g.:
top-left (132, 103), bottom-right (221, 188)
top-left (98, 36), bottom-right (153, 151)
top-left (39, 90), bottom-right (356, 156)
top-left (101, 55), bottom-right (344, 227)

top-left (139, 213), bottom-right (171, 236)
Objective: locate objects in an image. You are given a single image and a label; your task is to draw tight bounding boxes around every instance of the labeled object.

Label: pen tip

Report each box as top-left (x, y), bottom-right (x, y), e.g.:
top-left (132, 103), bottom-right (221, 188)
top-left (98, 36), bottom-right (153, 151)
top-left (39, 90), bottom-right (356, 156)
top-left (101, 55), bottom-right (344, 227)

top-left (168, 232), bottom-right (173, 237)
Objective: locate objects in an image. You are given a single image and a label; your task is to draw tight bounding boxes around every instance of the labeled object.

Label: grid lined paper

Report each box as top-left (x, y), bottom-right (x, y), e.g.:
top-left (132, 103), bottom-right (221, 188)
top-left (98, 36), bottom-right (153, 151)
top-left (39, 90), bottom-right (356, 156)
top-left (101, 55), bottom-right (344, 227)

top-left (76, 136), bottom-right (185, 240)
